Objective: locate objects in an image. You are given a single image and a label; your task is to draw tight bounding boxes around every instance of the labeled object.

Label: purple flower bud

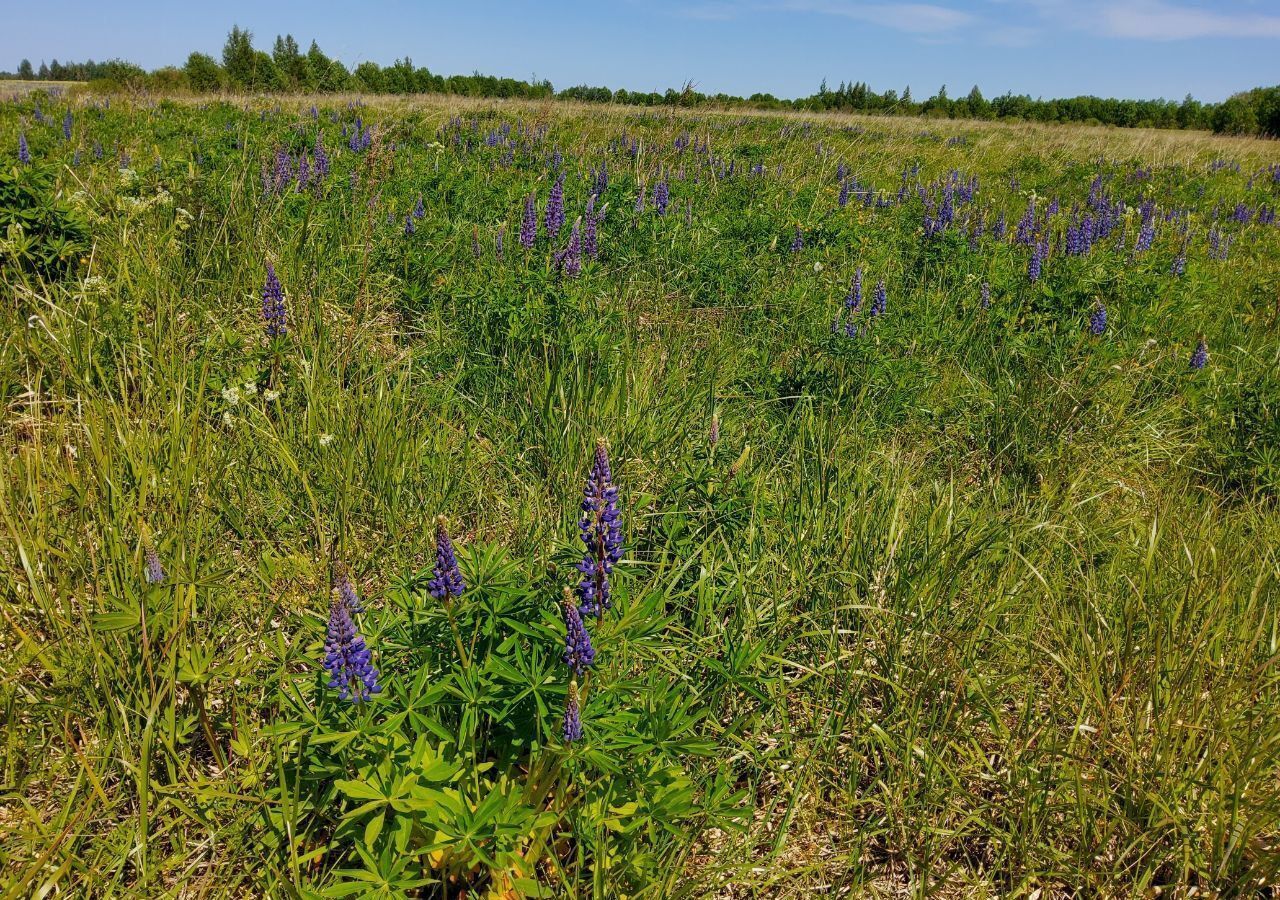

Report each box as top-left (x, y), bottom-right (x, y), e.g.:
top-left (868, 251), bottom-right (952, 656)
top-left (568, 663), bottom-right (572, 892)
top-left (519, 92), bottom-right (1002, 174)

top-left (1089, 303), bottom-right (1107, 336)
top-left (583, 195), bottom-right (599, 259)
top-left (845, 268), bottom-right (863, 312)
top-left (313, 132), bottom-right (330, 179)
top-left (144, 547), bottom-right (165, 585)
top-left (545, 173), bottom-right (566, 237)
top-left (1135, 214), bottom-right (1156, 254)
top-left (556, 219), bottom-right (583, 277)
top-left (262, 263), bottom-right (287, 338)
top-left (653, 179), bottom-right (669, 216)
top-left (871, 279), bottom-right (886, 317)
top-left (562, 679), bottom-right (583, 742)
top-left (323, 592), bottom-right (381, 703)
top-left (428, 516), bottom-right (465, 602)
top-left (562, 588), bottom-right (595, 676)
top-left (577, 438), bottom-right (622, 619)
top-left (18, 132), bottom-right (30, 165)
top-left (1028, 238), bottom-right (1047, 283)
top-left (1189, 338), bottom-right (1208, 370)
top-left (520, 192), bottom-right (537, 249)
top-left (335, 568), bottom-right (363, 614)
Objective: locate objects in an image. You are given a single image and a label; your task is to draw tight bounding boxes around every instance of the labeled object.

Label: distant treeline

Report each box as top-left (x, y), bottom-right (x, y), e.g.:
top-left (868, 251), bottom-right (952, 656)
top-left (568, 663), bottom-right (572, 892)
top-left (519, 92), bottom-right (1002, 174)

top-left (5, 27), bottom-right (1279, 137)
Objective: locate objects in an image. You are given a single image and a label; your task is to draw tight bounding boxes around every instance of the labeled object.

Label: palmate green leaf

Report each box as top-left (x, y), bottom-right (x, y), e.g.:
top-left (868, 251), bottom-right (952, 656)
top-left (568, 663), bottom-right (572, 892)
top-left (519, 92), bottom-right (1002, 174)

top-left (362, 810), bottom-right (384, 848)
top-left (92, 610), bottom-right (140, 631)
top-left (334, 779), bottom-right (387, 802)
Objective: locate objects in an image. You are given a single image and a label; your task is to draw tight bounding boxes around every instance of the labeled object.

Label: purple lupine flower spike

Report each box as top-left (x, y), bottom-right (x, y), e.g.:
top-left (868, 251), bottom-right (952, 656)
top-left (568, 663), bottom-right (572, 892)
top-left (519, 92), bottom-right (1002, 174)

top-left (1089, 303), bottom-right (1107, 336)
top-left (583, 195), bottom-right (599, 259)
top-left (562, 679), bottom-right (583, 742)
top-left (323, 593), bottom-right (381, 702)
top-left (577, 438), bottom-right (623, 619)
top-left (313, 132), bottom-right (330, 179)
top-left (790, 228), bottom-right (804, 253)
top-left (545, 173), bottom-right (566, 237)
top-left (1189, 338), bottom-right (1208, 370)
top-left (653, 178), bottom-right (669, 216)
top-left (871, 280), bottom-right (887, 317)
top-left (262, 263), bottom-right (287, 338)
top-left (980, 282), bottom-right (991, 309)
top-left (335, 567), bottom-right (363, 614)
top-left (63, 110), bottom-right (73, 142)
top-left (1028, 237), bottom-right (1046, 283)
top-left (559, 219), bottom-right (583, 277)
top-left (520, 192), bottom-right (538, 248)
top-left (273, 146), bottom-right (292, 193)
top-left (428, 516), bottom-right (465, 602)
top-left (144, 546), bottom-right (165, 585)
top-left (845, 267), bottom-right (863, 312)
top-left (18, 133), bottom-right (31, 165)
top-left (562, 587), bottom-right (595, 676)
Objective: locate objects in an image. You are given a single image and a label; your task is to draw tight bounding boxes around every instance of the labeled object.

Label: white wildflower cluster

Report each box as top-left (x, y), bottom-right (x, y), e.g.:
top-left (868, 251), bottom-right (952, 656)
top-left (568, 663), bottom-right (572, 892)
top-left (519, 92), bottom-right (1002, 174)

top-left (117, 188), bottom-right (174, 215)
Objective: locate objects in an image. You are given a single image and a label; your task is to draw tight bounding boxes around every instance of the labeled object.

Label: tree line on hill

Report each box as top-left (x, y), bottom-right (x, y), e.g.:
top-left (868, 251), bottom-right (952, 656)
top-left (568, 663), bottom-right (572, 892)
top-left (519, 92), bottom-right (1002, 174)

top-left (4, 28), bottom-right (1279, 137)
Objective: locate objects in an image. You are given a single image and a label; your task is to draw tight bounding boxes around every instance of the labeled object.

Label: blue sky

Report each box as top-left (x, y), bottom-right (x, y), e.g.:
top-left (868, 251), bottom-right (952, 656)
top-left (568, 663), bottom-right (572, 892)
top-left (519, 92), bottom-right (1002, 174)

top-left (5, 0), bottom-right (1279, 102)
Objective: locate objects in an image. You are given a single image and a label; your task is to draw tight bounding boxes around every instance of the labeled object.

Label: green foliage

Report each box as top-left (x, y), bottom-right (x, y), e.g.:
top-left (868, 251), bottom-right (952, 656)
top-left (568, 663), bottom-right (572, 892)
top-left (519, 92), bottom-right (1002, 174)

top-left (0, 166), bottom-right (88, 280)
top-left (1, 92), bottom-right (1278, 898)
top-left (184, 51), bottom-right (224, 93)
top-left (7, 28), bottom-right (1275, 134)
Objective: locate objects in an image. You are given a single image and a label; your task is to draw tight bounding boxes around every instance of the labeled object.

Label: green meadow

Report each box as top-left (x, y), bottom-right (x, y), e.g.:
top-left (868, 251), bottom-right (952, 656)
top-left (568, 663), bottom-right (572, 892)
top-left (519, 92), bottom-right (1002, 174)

top-left (2, 92), bottom-right (1279, 897)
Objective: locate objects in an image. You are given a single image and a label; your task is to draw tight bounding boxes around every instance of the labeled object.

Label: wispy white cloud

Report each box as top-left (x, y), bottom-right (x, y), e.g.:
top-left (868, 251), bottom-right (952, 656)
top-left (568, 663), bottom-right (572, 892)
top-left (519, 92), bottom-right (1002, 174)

top-left (675, 2), bottom-right (742, 21)
top-left (780, 0), bottom-right (974, 33)
top-left (983, 25), bottom-right (1042, 47)
top-left (1097, 0), bottom-right (1280, 39)
top-left (671, 0), bottom-right (1280, 42)
top-left (669, 0), bottom-right (974, 34)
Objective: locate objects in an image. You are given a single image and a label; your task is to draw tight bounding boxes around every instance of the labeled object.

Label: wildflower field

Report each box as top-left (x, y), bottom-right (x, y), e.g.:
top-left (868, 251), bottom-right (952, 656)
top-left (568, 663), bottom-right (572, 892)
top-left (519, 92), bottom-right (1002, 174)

top-left (2, 91), bottom-right (1280, 898)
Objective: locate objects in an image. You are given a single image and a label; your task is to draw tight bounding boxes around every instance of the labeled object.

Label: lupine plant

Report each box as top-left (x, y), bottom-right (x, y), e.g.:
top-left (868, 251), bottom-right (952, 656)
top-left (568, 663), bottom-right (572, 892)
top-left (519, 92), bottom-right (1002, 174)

top-left (261, 262), bottom-right (287, 338)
